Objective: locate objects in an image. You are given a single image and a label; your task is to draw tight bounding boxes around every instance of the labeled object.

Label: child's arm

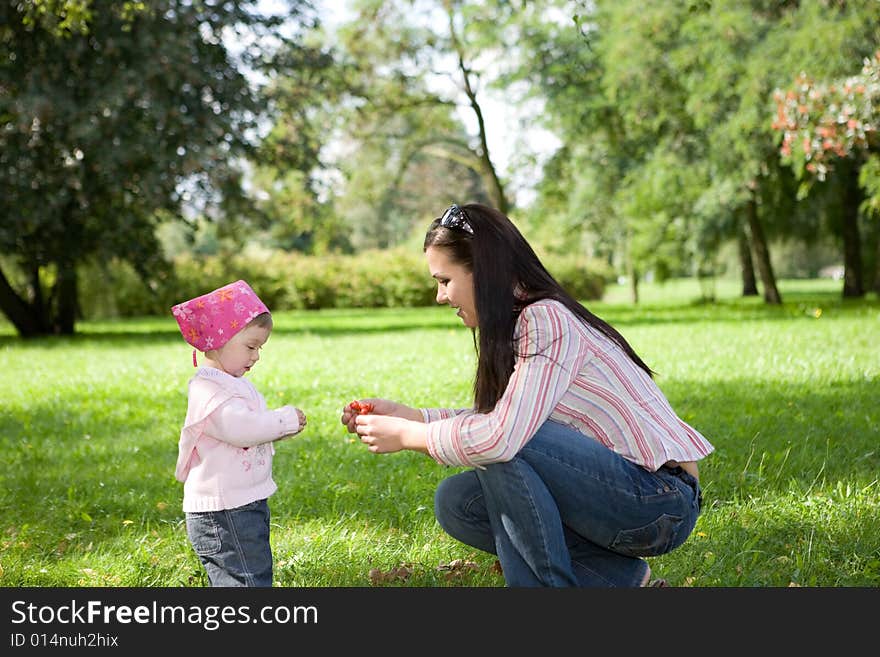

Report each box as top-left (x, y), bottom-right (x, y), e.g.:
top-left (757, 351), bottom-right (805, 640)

top-left (205, 398), bottom-right (303, 447)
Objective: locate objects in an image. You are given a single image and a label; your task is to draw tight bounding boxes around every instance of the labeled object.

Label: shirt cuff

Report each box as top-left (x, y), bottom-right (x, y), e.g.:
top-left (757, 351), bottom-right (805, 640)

top-left (277, 406), bottom-right (301, 436)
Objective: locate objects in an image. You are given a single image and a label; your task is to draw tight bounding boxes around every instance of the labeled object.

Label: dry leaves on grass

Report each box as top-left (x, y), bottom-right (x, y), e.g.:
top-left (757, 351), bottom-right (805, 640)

top-left (367, 558), bottom-right (504, 585)
top-left (368, 564), bottom-right (414, 585)
top-left (436, 558), bottom-right (479, 581)
top-left (438, 558), bottom-right (504, 581)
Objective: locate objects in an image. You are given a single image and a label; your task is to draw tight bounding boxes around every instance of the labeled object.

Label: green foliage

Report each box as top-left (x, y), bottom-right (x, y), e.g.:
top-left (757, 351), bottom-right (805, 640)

top-left (519, 0), bottom-right (880, 287)
top-left (76, 247), bottom-right (609, 318)
top-left (9, 0), bottom-right (880, 341)
top-left (0, 0), bottom-right (314, 336)
top-left (18, 0), bottom-right (98, 35)
top-left (860, 153), bottom-right (880, 217)
top-left (539, 251), bottom-right (614, 299)
top-left (248, 167), bottom-right (352, 254)
top-left (0, 279), bottom-right (877, 586)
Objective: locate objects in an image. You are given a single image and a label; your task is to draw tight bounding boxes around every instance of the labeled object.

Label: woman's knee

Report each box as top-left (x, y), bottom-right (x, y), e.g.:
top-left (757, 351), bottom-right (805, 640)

top-left (435, 472), bottom-right (485, 528)
top-left (435, 472), bottom-right (473, 521)
top-left (433, 471), bottom-right (495, 554)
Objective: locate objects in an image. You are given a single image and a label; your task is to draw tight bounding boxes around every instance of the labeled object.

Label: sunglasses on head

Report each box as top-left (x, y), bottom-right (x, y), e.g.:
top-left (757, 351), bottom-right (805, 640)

top-left (438, 204), bottom-right (474, 234)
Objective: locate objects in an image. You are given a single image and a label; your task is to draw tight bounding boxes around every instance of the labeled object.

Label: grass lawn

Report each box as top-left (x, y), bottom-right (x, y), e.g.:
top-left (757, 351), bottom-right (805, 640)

top-left (0, 278), bottom-right (877, 587)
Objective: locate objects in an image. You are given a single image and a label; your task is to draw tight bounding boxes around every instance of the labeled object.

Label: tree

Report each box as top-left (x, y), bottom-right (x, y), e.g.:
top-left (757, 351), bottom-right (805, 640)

top-left (516, 1), bottom-right (711, 302)
top-left (859, 154), bottom-right (880, 293)
top-left (676, 0), bottom-right (880, 302)
top-left (514, 0), bottom-right (879, 305)
top-left (772, 52), bottom-right (880, 298)
top-left (0, 0), bottom-right (312, 336)
top-left (671, 0), bottom-right (787, 304)
top-left (250, 30), bottom-right (352, 254)
top-left (285, 0), bottom-right (513, 247)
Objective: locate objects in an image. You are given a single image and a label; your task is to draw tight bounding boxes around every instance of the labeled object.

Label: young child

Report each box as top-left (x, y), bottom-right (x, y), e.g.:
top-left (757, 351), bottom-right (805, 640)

top-left (171, 279), bottom-right (306, 587)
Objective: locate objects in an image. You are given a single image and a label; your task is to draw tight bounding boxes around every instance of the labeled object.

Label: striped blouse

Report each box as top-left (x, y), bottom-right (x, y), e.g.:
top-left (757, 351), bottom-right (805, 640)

top-left (422, 299), bottom-right (714, 471)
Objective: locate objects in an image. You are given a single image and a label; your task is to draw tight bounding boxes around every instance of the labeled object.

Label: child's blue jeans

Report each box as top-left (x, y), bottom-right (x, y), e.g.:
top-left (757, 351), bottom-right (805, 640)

top-left (434, 420), bottom-right (703, 587)
top-left (185, 498), bottom-right (273, 587)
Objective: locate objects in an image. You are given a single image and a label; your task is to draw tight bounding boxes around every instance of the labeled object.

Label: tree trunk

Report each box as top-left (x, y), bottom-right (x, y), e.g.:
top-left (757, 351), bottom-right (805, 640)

top-left (745, 194), bottom-right (782, 304)
top-left (447, 7), bottom-right (510, 215)
top-left (0, 266), bottom-right (46, 337)
top-left (840, 164), bottom-right (865, 298)
top-left (737, 222), bottom-right (758, 296)
top-left (54, 258), bottom-right (78, 335)
top-left (29, 264), bottom-right (48, 329)
top-left (0, 260), bottom-right (78, 338)
top-left (629, 265), bottom-right (639, 304)
top-left (874, 234), bottom-right (880, 295)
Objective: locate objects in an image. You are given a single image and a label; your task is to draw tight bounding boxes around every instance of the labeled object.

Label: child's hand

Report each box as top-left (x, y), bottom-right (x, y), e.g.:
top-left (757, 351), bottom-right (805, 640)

top-left (278, 406), bottom-right (306, 439)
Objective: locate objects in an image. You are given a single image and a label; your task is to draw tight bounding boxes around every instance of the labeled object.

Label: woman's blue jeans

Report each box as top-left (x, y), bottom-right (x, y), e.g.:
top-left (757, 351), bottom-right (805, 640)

top-left (434, 420), bottom-right (702, 587)
top-left (185, 498), bottom-right (273, 587)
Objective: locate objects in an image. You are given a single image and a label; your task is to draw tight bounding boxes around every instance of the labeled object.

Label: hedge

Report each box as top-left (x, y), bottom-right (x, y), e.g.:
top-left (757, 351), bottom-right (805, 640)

top-left (77, 248), bottom-right (610, 319)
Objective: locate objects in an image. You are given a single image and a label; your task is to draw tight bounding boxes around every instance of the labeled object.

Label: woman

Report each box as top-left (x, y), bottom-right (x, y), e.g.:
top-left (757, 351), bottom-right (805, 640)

top-left (341, 203), bottom-right (713, 587)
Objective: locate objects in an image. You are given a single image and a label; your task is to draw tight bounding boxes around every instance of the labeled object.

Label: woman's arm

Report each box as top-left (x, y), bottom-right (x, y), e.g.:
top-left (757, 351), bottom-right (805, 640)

top-left (354, 415), bottom-right (431, 455)
top-left (347, 303), bottom-right (585, 465)
top-left (425, 303), bottom-right (584, 467)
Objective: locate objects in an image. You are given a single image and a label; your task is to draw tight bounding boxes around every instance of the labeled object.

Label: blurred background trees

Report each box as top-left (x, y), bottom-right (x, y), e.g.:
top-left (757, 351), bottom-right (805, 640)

top-left (0, 0), bottom-right (321, 335)
top-left (1, 0), bottom-right (878, 336)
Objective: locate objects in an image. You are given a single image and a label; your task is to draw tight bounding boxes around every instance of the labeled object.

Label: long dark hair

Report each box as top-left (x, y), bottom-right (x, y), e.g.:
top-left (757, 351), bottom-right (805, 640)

top-left (424, 203), bottom-right (654, 413)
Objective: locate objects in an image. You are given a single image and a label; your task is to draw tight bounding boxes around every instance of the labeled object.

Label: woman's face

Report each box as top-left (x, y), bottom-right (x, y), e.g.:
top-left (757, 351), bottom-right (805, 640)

top-left (425, 245), bottom-right (477, 328)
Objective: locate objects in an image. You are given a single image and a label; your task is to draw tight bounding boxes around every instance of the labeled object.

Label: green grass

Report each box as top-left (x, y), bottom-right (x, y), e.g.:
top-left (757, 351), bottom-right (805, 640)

top-left (0, 278), bottom-right (878, 587)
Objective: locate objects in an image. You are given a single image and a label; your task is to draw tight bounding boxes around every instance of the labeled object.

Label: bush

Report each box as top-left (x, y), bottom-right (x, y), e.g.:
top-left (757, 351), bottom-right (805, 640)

top-left (543, 253), bottom-right (611, 302)
top-left (76, 248), bottom-right (607, 319)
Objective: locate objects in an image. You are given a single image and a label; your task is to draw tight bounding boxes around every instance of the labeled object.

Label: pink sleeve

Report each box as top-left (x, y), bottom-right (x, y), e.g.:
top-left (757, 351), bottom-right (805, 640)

top-left (205, 398), bottom-right (301, 447)
top-left (426, 303), bottom-right (583, 467)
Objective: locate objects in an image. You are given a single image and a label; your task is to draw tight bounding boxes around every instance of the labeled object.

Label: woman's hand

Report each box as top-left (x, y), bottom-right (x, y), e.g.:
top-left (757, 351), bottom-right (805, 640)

top-left (340, 398), bottom-right (422, 434)
top-left (354, 414), bottom-right (429, 455)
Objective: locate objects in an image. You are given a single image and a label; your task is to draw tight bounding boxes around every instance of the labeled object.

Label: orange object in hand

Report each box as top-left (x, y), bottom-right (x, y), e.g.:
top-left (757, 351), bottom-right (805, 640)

top-left (350, 400), bottom-right (374, 414)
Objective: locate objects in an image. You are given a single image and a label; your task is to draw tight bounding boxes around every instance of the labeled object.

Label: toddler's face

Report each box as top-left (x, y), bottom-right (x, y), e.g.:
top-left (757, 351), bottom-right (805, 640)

top-left (216, 322), bottom-right (271, 377)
